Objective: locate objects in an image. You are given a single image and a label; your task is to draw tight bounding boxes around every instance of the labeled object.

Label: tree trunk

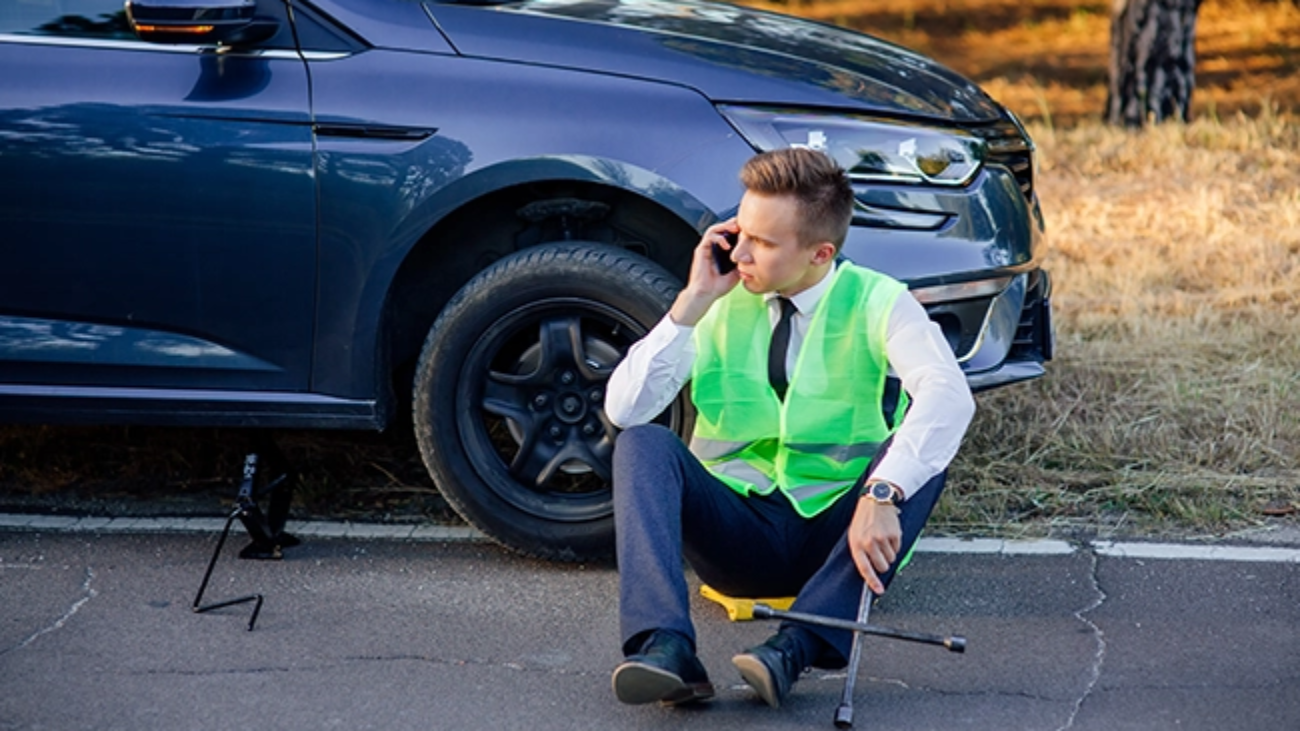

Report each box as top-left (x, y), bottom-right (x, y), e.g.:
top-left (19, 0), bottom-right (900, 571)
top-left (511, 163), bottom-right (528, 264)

top-left (1106, 0), bottom-right (1203, 126)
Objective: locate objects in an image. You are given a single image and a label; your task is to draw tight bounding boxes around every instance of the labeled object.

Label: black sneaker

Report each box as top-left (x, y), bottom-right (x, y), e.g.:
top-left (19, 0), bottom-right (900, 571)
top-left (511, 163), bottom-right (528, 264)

top-left (612, 630), bottom-right (715, 706)
top-left (732, 632), bottom-right (804, 708)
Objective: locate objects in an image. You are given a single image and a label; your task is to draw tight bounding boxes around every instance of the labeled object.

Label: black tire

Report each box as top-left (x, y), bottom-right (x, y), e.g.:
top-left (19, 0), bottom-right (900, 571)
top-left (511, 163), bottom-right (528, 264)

top-left (413, 242), bottom-right (688, 561)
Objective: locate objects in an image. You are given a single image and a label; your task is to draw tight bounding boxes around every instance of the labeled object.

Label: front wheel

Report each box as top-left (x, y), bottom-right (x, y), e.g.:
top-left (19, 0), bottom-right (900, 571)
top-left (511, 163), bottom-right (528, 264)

top-left (413, 242), bottom-right (688, 561)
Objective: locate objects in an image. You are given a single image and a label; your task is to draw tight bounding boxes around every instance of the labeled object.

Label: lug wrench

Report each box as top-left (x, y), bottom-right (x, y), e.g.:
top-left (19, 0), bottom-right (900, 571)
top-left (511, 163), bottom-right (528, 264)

top-left (752, 591), bottom-right (965, 728)
top-left (751, 602), bottom-right (968, 654)
top-left (836, 582), bottom-right (872, 728)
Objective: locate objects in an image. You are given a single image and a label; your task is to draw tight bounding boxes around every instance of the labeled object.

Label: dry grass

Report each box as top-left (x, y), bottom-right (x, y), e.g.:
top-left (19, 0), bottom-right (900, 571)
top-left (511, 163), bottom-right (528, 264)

top-left (1034, 113), bottom-right (1300, 324)
top-left (941, 104), bottom-right (1300, 537)
top-left (752, 0), bottom-right (1300, 126)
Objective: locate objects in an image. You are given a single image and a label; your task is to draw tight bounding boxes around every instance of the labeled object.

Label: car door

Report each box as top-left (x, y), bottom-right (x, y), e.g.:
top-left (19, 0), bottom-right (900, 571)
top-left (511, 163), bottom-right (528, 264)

top-left (0, 0), bottom-right (316, 396)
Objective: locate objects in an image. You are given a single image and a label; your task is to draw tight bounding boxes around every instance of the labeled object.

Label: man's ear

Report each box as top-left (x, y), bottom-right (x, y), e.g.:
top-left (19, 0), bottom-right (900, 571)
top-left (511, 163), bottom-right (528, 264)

top-left (810, 241), bottom-right (837, 266)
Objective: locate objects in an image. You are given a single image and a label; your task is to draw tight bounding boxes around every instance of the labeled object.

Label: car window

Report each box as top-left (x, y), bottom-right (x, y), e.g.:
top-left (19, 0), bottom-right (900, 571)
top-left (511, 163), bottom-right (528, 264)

top-left (291, 4), bottom-right (364, 53)
top-left (0, 0), bottom-right (134, 40)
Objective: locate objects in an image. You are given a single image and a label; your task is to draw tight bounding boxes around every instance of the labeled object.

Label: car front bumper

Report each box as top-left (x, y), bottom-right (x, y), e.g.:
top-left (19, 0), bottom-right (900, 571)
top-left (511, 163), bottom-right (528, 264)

top-left (838, 161), bottom-right (1053, 392)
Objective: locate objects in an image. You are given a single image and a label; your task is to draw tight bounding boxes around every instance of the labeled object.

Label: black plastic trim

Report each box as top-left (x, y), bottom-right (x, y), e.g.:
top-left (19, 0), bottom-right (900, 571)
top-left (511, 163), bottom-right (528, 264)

top-left (0, 385), bottom-right (381, 429)
top-left (314, 124), bottom-right (436, 140)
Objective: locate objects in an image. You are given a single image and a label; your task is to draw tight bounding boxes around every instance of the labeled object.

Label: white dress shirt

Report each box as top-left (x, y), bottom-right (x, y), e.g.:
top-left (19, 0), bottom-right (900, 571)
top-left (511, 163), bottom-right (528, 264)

top-left (605, 266), bottom-right (976, 500)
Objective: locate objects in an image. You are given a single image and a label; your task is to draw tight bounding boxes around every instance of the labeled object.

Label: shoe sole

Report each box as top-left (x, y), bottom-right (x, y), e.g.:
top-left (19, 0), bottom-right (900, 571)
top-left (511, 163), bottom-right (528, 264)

top-left (732, 653), bottom-right (781, 708)
top-left (612, 662), bottom-right (714, 706)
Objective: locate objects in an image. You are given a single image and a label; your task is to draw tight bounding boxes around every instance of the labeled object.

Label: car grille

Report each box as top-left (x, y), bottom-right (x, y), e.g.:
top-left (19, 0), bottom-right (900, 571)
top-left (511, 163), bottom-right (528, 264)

top-left (970, 120), bottom-right (1034, 204)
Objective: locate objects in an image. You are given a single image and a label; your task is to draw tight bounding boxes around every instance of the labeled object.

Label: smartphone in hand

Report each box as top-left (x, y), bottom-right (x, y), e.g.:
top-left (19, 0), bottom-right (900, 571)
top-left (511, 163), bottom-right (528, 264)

top-left (711, 232), bottom-right (737, 274)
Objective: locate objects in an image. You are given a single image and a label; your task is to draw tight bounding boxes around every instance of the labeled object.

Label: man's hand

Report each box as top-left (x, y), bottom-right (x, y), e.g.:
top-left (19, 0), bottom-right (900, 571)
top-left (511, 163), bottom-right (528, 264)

top-left (848, 497), bottom-right (902, 595)
top-left (668, 220), bottom-right (741, 327)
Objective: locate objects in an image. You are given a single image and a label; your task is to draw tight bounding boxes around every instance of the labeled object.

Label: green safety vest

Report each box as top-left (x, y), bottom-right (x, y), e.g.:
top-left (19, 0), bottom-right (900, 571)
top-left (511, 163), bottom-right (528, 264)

top-left (690, 264), bottom-right (908, 517)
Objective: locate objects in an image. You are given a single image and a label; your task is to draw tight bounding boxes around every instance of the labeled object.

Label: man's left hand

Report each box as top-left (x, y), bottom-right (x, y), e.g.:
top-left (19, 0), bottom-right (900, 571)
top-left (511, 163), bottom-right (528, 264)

top-left (847, 498), bottom-right (902, 595)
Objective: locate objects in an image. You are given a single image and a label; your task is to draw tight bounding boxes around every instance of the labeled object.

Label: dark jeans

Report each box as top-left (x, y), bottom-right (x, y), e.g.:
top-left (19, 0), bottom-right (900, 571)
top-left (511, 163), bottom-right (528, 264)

top-left (613, 424), bottom-right (945, 667)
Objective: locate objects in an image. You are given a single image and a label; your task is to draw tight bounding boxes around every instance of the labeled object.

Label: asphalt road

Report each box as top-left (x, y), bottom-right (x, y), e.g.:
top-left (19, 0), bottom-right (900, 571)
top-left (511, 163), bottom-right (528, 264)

top-left (2, 528), bottom-right (1298, 731)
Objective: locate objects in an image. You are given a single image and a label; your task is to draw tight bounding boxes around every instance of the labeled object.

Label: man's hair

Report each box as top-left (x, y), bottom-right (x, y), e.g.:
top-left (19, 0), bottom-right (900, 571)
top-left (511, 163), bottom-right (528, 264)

top-left (739, 148), bottom-right (855, 250)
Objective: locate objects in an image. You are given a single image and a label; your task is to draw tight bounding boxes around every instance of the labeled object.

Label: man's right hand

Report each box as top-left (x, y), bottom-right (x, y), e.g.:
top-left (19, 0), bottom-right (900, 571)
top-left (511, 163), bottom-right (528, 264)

top-left (847, 496), bottom-right (903, 596)
top-left (669, 220), bottom-right (742, 327)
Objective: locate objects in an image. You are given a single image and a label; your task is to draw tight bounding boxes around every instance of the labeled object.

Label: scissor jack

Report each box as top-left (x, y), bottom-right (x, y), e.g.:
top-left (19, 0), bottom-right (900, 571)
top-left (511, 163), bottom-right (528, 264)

top-left (191, 447), bottom-right (300, 630)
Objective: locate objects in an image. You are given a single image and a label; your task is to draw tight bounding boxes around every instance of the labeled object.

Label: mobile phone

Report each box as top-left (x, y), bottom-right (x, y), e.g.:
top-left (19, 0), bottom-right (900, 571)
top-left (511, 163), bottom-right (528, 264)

top-left (712, 232), bottom-right (737, 274)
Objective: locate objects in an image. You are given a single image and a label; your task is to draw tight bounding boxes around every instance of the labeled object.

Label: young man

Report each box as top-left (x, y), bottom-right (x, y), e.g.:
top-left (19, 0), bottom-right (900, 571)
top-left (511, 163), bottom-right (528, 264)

top-left (605, 148), bottom-right (975, 708)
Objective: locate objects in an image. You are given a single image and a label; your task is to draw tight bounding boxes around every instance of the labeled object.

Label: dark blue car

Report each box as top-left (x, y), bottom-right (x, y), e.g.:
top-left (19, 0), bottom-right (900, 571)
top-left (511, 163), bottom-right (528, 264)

top-left (0, 0), bottom-right (1052, 560)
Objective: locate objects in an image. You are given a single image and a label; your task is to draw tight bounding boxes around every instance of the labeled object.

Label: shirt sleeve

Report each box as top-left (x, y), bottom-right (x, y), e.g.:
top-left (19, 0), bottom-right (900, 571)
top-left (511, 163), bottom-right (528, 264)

top-left (870, 290), bottom-right (976, 500)
top-left (604, 313), bottom-right (697, 429)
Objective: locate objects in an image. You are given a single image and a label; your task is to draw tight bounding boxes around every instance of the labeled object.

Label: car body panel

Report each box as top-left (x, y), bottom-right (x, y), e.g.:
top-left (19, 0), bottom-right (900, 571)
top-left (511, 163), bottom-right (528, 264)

top-left (304, 47), bottom-right (753, 397)
top-left (421, 0), bottom-right (1005, 123)
top-left (0, 35), bottom-right (318, 394)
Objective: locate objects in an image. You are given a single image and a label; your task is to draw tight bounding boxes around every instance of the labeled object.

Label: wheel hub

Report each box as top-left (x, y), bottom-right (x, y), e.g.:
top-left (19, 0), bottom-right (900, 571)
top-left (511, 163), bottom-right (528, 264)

top-left (498, 334), bottom-right (618, 474)
top-left (554, 391), bottom-right (588, 424)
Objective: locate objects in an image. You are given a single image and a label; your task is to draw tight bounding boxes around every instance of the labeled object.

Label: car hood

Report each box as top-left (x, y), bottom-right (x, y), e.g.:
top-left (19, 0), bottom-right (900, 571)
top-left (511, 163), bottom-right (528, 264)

top-left (427, 0), bottom-right (1005, 123)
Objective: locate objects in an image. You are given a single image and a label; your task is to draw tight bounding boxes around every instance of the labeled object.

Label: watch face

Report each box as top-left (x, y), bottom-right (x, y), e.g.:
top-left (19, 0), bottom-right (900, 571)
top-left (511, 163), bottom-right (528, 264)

top-left (871, 482), bottom-right (894, 502)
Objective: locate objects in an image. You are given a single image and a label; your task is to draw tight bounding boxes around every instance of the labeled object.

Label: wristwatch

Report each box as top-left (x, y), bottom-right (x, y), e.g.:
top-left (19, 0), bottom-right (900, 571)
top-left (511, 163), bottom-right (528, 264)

top-left (862, 480), bottom-right (904, 507)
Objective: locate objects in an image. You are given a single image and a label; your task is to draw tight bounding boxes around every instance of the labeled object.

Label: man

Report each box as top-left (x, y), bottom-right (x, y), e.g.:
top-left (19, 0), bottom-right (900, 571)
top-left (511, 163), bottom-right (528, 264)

top-left (605, 148), bottom-right (975, 708)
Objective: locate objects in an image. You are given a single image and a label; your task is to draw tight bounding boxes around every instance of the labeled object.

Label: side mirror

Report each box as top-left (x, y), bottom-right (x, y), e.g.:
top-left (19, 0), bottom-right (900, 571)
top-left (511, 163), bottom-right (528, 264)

top-left (126, 0), bottom-right (278, 46)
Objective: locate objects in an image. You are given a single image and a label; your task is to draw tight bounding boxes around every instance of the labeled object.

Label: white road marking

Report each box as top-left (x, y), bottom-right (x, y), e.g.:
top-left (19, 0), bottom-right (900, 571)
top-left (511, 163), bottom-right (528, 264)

top-left (915, 537), bottom-right (1076, 555)
top-left (3, 513), bottom-right (1299, 562)
top-left (1093, 540), bottom-right (1300, 563)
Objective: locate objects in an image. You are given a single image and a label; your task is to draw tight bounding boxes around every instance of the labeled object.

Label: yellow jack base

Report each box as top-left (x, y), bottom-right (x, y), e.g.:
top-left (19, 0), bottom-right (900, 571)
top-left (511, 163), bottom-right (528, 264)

top-left (700, 585), bottom-right (795, 621)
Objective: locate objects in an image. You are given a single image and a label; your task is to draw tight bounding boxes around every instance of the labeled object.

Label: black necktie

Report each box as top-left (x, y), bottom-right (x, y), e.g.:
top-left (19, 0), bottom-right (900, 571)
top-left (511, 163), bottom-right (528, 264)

top-left (768, 296), bottom-right (797, 400)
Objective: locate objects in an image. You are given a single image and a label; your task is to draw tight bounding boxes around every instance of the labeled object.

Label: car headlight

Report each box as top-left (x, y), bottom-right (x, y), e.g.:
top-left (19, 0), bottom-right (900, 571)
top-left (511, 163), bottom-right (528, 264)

top-left (719, 105), bottom-right (986, 187)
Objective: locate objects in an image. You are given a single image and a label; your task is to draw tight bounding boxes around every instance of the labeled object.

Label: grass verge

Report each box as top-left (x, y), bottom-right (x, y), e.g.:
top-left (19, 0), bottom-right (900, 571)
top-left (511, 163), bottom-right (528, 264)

top-left (938, 113), bottom-right (1300, 539)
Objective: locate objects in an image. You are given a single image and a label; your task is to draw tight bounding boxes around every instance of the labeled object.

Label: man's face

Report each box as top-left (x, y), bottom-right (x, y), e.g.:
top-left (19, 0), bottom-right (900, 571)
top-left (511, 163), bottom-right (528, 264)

top-left (732, 191), bottom-right (831, 296)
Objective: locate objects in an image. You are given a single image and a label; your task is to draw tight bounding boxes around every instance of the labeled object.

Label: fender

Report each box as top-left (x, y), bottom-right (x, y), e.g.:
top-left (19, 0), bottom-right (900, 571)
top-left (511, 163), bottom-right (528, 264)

top-left (310, 153), bottom-right (737, 406)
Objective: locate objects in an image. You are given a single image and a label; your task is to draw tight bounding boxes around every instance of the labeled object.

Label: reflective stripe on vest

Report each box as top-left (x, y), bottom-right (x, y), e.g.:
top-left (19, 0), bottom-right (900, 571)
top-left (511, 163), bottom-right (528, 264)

top-left (786, 479), bottom-right (850, 506)
top-left (784, 441), bottom-right (885, 464)
top-left (707, 458), bottom-right (776, 493)
top-left (690, 263), bottom-right (907, 517)
top-left (688, 436), bottom-right (753, 461)
top-left (691, 437), bottom-right (885, 465)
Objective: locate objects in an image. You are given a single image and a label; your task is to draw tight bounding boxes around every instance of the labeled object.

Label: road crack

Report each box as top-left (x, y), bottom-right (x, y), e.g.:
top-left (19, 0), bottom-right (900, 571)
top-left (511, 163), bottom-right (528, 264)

top-left (130, 655), bottom-right (605, 680)
top-left (134, 666), bottom-right (316, 677)
top-left (3, 567), bottom-right (98, 655)
top-left (1054, 547), bottom-right (1106, 731)
top-left (344, 653), bottom-right (604, 677)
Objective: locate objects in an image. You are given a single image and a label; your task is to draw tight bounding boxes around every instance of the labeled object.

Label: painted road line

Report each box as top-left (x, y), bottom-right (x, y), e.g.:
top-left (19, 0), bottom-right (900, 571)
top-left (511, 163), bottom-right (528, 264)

top-left (916, 537), bottom-right (1076, 555)
top-left (3, 514), bottom-right (1299, 562)
top-left (1093, 540), bottom-right (1300, 563)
